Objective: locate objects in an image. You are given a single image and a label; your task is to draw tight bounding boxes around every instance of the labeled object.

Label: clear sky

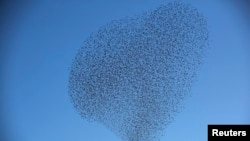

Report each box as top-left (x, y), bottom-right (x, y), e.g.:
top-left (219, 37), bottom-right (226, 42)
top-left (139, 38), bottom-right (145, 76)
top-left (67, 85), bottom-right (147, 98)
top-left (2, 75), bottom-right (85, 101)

top-left (1, 0), bottom-right (249, 141)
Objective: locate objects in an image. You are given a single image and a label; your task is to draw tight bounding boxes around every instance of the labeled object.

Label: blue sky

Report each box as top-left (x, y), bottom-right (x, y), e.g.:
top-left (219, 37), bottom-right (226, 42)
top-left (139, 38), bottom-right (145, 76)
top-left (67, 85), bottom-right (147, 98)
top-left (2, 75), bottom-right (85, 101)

top-left (1, 0), bottom-right (249, 141)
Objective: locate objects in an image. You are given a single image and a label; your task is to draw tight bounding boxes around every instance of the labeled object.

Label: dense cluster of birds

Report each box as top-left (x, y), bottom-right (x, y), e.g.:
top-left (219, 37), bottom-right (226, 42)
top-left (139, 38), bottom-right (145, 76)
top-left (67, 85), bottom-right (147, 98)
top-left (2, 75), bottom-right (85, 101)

top-left (68, 1), bottom-right (209, 141)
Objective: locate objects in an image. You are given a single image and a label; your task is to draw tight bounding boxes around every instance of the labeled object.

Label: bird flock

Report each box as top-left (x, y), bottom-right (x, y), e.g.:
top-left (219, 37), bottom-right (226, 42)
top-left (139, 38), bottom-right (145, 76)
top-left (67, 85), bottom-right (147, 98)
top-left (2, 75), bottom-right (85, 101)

top-left (68, 1), bottom-right (209, 141)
